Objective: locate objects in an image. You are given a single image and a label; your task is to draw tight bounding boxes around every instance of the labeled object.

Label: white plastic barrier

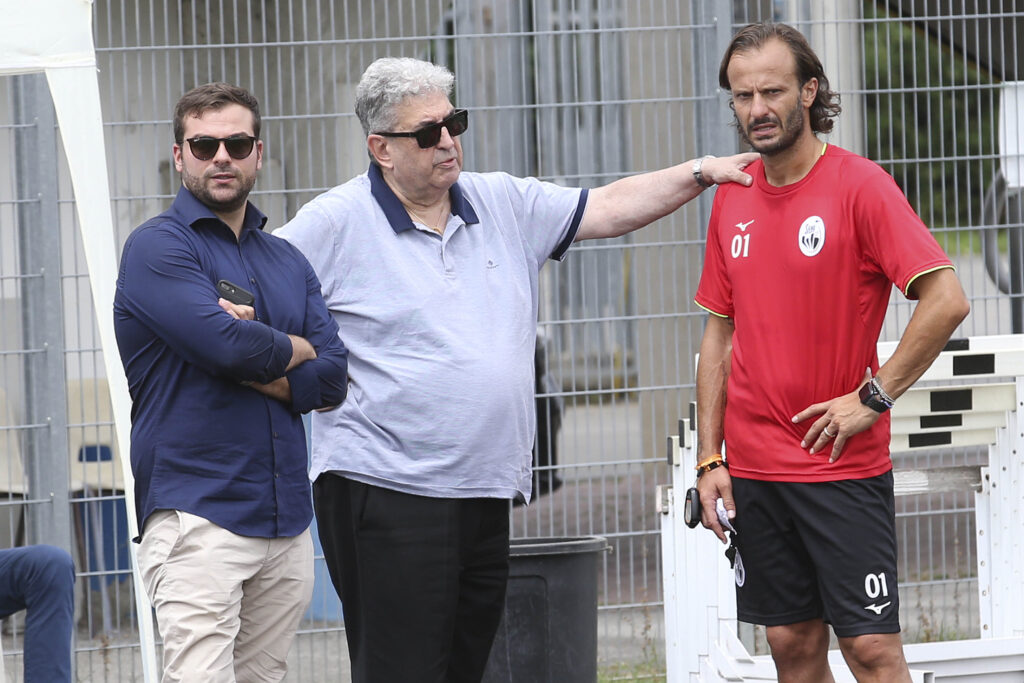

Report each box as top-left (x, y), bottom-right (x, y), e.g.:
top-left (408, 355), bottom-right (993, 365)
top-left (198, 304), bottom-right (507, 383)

top-left (659, 334), bottom-right (1024, 682)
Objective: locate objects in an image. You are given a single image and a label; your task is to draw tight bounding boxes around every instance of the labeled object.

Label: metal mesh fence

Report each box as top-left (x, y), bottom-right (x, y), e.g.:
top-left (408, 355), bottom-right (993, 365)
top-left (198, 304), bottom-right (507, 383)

top-left (0, 0), bottom-right (1020, 679)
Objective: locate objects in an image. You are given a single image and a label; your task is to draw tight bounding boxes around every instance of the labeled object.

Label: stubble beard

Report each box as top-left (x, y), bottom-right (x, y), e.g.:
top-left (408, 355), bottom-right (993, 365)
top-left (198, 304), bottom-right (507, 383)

top-left (182, 165), bottom-right (255, 214)
top-left (737, 103), bottom-right (806, 156)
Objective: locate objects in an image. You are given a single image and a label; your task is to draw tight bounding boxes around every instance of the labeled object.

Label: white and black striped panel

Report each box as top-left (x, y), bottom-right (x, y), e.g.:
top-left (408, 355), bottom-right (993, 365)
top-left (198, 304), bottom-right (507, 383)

top-left (666, 429), bottom-right (693, 467)
top-left (889, 382), bottom-right (1015, 451)
top-left (878, 335), bottom-right (1024, 382)
top-left (680, 419), bottom-right (693, 450)
top-left (891, 427), bottom-right (1004, 453)
top-left (666, 434), bottom-right (681, 467)
top-left (893, 383), bottom-right (1016, 417)
top-left (891, 410), bottom-right (1008, 436)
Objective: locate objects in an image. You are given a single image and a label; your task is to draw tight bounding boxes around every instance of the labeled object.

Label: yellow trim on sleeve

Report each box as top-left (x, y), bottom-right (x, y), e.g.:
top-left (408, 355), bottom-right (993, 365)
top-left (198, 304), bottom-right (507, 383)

top-left (695, 300), bottom-right (731, 319)
top-left (903, 264), bottom-right (956, 297)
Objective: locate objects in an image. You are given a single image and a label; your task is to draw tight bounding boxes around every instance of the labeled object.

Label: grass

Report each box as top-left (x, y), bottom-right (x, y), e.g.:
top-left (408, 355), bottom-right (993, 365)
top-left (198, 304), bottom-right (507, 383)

top-left (598, 662), bottom-right (666, 682)
top-left (935, 227), bottom-right (1011, 257)
top-left (598, 599), bottom-right (666, 682)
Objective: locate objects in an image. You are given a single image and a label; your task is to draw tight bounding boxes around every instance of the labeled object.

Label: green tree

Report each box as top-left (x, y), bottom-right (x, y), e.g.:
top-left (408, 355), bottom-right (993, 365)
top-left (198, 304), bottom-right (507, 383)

top-left (862, 1), bottom-right (997, 243)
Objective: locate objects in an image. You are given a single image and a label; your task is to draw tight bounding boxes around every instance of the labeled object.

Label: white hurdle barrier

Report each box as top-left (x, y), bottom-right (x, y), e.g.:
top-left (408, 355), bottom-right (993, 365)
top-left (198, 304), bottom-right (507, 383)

top-left (659, 334), bottom-right (1024, 682)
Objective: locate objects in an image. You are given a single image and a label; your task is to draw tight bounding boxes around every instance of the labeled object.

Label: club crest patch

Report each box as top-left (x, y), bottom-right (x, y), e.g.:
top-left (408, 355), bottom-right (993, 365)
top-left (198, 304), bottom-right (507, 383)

top-left (798, 215), bottom-right (826, 257)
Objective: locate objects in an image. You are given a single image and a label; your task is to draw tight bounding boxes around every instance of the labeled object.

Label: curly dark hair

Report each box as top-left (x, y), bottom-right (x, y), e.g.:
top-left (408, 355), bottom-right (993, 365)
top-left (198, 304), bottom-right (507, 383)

top-left (718, 22), bottom-right (841, 134)
top-left (173, 82), bottom-right (261, 145)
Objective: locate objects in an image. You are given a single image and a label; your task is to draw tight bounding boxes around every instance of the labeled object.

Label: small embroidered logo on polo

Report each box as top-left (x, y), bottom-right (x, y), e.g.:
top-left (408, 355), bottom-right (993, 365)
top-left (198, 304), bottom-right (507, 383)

top-left (798, 215), bottom-right (825, 257)
top-left (486, 259), bottom-right (498, 269)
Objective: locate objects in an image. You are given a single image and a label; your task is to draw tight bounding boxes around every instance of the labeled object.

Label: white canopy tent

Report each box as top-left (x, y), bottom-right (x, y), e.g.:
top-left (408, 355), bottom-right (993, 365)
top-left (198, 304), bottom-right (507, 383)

top-left (0, 0), bottom-right (157, 679)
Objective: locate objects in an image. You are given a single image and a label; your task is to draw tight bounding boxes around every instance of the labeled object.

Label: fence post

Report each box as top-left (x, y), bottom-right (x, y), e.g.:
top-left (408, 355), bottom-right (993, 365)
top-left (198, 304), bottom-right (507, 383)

top-left (692, 0), bottom-right (739, 237)
top-left (11, 73), bottom-right (72, 555)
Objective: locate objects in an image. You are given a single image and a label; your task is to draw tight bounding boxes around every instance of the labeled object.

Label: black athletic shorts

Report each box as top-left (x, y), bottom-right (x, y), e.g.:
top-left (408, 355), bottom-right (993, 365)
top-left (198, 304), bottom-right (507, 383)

top-left (730, 471), bottom-right (901, 637)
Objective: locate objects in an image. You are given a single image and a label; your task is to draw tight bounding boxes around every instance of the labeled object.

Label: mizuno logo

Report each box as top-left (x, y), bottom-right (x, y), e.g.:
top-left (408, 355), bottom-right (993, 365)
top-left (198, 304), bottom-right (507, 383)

top-left (735, 220), bottom-right (755, 232)
top-left (864, 601), bottom-right (891, 615)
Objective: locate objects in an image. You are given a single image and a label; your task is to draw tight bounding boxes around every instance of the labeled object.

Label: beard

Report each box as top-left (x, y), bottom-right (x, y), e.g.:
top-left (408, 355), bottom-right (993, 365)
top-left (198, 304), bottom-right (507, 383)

top-left (737, 103), bottom-right (806, 156)
top-left (181, 164), bottom-right (256, 214)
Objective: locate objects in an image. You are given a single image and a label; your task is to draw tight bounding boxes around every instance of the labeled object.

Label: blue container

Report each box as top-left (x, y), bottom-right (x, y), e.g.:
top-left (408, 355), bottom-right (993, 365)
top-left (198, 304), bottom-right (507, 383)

top-left (76, 445), bottom-right (130, 591)
top-left (300, 414), bottom-right (344, 623)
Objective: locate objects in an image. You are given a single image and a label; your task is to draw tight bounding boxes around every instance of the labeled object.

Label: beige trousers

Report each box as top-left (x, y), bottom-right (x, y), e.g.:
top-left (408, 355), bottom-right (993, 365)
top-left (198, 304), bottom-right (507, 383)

top-left (138, 510), bottom-right (314, 683)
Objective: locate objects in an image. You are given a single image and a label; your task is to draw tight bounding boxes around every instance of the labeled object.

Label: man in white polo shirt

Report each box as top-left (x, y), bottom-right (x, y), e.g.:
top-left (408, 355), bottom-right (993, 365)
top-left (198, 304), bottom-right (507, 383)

top-left (276, 56), bottom-right (756, 683)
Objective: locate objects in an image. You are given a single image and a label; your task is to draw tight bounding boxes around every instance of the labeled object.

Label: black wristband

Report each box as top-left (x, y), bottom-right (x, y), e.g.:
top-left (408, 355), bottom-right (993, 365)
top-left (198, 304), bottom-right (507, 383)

top-left (697, 458), bottom-right (728, 478)
top-left (859, 380), bottom-right (892, 413)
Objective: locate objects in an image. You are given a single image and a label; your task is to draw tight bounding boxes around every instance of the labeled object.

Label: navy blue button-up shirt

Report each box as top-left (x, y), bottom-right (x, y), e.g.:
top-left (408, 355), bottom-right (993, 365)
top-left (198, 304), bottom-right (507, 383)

top-left (114, 187), bottom-right (348, 539)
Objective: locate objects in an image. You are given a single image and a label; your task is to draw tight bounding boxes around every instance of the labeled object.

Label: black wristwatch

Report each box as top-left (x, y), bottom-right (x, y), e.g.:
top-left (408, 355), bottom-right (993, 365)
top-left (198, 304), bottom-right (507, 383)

top-left (859, 377), bottom-right (893, 413)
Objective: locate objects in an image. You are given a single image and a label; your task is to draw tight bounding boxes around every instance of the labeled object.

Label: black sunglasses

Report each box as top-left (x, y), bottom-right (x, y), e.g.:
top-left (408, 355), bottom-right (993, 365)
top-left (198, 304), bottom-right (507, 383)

top-left (376, 109), bottom-right (469, 149)
top-left (185, 135), bottom-right (257, 161)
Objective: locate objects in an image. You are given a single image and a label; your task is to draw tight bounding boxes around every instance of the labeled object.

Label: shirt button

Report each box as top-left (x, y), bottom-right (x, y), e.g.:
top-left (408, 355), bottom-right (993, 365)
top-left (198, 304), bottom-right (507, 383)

top-left (250, 277), bottom-right (256, 284)
top-left (273, 432), bottom-right (278, 438)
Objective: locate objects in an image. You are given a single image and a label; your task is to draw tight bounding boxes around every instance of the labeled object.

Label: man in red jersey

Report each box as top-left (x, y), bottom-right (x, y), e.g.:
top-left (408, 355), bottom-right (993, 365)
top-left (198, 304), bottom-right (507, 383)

top-left (694, 22), bottom-right (970, 683)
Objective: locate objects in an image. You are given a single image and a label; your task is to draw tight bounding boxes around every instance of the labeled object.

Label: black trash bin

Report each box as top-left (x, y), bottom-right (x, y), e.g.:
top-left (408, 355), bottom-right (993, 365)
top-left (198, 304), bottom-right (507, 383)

top-left (482, 536), bottom-right (610, 683)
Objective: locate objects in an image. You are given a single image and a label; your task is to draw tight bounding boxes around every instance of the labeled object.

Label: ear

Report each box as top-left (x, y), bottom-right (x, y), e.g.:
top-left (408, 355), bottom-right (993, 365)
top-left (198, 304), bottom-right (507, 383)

top-left (255, 139), bottom-right (264, 171)
top-left (173, 143), bottom-right (184, 173)
top-left (367, 135), bottom-right (393, 170)
top-left (801, 77), bottom-right (818, 109)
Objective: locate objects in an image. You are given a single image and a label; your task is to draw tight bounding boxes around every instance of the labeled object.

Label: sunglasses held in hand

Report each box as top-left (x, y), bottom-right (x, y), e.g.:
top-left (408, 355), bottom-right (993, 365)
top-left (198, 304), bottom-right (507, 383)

top-left (376, 109), bottom-right (469, 149)
top-left (186, 135), bottom-right (258, 161)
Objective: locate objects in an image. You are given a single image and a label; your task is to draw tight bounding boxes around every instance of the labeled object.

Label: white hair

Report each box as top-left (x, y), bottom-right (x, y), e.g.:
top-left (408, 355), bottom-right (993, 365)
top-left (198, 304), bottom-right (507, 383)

top-left (355, 57), bottom-right (455, 137)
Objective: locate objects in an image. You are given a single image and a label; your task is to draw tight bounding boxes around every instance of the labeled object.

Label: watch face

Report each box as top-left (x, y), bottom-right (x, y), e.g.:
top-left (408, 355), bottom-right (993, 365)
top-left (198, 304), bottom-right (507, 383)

top-left (859, 381), bottom-right (889, 413)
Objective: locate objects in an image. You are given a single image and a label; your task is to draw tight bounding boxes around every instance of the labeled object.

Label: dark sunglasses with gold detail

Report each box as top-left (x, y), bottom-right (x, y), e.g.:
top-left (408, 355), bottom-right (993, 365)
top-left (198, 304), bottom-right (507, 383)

top-left (375, 109), bottom-right (469, 149)
top-left (185, 135), bottom-right (258, 161)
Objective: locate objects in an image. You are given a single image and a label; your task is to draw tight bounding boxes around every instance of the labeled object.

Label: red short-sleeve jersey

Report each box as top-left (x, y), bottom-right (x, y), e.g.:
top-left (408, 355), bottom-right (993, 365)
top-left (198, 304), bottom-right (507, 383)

top-left (694, 145), bottom-right (953, 482)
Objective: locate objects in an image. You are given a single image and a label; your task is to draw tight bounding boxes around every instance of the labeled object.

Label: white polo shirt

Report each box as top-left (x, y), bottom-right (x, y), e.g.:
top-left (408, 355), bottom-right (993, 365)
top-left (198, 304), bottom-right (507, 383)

top-left (276, 164), bottom-right (587, 501)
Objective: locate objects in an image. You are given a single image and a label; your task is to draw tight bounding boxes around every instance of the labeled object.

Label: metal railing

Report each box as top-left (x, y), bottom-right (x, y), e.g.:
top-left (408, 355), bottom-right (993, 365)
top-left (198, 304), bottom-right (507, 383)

top-left (0, 1), bottom-right (1019, 680)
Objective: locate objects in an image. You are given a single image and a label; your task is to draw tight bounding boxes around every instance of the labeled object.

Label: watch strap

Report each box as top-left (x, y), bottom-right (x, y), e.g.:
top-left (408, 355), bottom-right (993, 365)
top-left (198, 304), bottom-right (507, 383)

top-left (859, 379), bottom-right (893, 413)
top-left (696, 458), bottom-right (728, 478)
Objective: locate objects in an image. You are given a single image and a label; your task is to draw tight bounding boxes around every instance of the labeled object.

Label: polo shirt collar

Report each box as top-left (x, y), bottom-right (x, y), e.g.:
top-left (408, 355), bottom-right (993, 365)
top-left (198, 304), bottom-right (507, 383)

top-left (367, 163), bottom-right (480, 234)
top-left (171, 185), bottom-right (268, 236)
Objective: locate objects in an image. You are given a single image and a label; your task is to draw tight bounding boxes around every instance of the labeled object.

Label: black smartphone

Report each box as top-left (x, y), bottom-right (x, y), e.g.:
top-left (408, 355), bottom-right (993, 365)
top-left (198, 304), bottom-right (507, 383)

top-left (217, 279), bottom-right (255, 306)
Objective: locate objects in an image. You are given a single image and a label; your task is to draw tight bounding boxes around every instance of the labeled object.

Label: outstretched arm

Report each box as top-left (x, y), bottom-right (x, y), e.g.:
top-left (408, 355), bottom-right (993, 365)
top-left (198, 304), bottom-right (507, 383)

top-left (575, 153), bottom-right (758, 241)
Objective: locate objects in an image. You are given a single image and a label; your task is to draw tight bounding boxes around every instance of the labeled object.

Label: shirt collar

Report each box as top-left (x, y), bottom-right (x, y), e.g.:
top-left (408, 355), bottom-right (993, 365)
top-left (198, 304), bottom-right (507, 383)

top-left (367, 163), bottom-right (480, 234)
top-left (171, 186), bottom-right (268, 236)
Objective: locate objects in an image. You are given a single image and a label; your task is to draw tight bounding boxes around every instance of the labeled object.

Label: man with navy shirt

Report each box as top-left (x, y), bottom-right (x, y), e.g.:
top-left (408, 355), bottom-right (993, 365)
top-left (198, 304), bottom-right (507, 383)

top-left (114, 82), bottom-right (348, 682)
top-left (276, 57), bottom-right (756, 683)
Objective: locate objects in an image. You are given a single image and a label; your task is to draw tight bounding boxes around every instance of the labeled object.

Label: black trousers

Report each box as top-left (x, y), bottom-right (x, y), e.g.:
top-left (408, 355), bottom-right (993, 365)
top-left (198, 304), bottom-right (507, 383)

top-left (314, 474), bottom-right (511, 683)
